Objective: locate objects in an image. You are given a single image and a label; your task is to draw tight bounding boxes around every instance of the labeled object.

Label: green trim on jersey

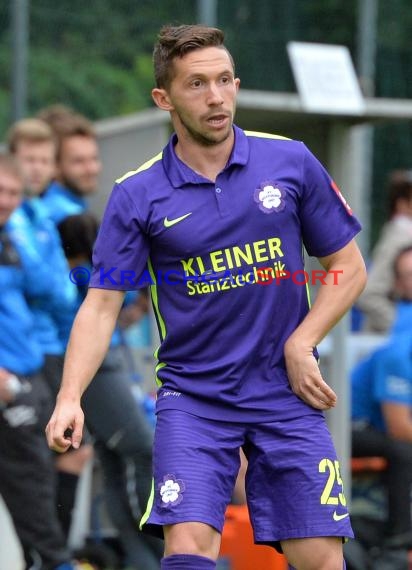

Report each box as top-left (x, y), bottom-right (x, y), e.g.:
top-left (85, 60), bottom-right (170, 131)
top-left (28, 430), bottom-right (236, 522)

top-left (148, 258), bottom-right (166, 340)
top-left (154, 360), bottom-right (167, 388)
top-left (244, 130), bottom-right (291, 141)
top-left (116, 133), bottom-right (289, 185)
top-left (115, 151), bottom-right (163, 184)
top-left (148, 259), bottom-right (167, 386)
top-left (303, 245), bottom-right (312, 309)
top-left (139, 479), bottom-right (155, 530)
top-left (305, 280), bottom-right (312, 309)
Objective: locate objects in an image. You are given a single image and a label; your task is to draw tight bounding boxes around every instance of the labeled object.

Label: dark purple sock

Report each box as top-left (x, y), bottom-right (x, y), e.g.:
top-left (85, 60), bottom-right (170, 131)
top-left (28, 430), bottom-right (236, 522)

top-left (161, 554), bottom-right (216, 569)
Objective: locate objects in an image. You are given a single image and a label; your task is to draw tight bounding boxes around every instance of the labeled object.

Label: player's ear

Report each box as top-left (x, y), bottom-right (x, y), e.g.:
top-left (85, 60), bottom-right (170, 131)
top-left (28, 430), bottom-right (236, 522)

top-left (152, 88), bottom-right (174, 111)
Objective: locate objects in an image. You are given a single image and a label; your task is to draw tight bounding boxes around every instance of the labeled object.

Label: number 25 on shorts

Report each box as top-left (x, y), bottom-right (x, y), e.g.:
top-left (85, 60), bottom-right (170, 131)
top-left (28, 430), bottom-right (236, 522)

top-left (319, 458), bottom-right (347, 506)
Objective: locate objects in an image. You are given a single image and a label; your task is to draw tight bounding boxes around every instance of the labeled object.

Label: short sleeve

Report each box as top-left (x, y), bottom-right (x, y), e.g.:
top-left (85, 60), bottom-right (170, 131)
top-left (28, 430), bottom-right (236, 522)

top-left (90, 183), bottom-right (149, 290)
top-left (300, 145), bottom-right (362, 257)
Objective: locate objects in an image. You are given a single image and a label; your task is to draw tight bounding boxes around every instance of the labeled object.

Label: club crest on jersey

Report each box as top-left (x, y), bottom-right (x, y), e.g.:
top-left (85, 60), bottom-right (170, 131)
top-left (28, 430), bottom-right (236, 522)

top-left (159, 474), bottom-right (185, 508)
top-left (254, 181), bottom-right (286, 214)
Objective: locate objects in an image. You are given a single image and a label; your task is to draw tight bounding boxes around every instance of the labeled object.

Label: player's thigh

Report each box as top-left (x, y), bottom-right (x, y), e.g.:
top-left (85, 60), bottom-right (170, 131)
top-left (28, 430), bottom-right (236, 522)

top-left (281, 536), bottom-right (344, 570)
top-left (164, 521), bottom-right (221, 559)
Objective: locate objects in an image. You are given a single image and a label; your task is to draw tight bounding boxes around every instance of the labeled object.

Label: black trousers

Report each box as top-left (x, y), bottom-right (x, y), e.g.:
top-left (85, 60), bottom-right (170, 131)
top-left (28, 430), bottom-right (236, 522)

top-left (45, 348), bottom-right (163, 569)
top-left (0, 372), bottom-right (70, 570)
top-left (352, 423), bottom-right (412, 537)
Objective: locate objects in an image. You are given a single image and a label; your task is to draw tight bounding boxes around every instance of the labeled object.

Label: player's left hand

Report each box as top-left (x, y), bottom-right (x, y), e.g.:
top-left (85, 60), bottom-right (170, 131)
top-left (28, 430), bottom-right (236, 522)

top-left (284, 341), bottom-right (337, 410)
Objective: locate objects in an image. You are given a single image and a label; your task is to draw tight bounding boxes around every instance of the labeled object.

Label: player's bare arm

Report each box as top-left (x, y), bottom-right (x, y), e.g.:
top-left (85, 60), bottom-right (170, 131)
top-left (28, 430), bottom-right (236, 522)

top-left (284, 239), bottom-right (367, 410)
top-left (46, 287), bottom-right (125, 452)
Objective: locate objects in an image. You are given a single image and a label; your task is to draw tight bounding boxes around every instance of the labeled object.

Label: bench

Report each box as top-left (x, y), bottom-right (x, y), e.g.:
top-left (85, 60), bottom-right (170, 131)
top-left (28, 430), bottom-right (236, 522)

top-left (351, 456), bottom-right (388, 473)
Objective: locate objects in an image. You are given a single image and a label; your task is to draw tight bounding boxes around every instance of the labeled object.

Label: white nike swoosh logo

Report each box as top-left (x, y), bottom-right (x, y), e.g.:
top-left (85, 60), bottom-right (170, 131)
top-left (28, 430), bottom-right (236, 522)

top-left (164, 213), bottom-right (193, 228)
top-left (333, 511), bottom-right (349, 522)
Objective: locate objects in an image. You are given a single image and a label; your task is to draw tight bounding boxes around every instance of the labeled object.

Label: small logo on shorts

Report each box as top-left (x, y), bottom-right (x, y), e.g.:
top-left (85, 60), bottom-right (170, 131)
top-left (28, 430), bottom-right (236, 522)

top-left (333, 511), bottom-right (349, 522)
top-left (159, 474), bottom-right (185, 508)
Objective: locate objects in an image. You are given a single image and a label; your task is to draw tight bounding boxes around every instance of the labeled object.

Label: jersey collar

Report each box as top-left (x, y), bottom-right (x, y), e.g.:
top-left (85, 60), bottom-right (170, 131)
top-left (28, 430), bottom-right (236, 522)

top-left (163, 124), bottom-right (249, 188)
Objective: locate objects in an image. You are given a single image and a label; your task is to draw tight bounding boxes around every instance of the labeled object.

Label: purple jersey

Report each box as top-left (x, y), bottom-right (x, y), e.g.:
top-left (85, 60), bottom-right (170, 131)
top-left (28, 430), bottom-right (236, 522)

top-left (90, 126), bottom-right (361, 422)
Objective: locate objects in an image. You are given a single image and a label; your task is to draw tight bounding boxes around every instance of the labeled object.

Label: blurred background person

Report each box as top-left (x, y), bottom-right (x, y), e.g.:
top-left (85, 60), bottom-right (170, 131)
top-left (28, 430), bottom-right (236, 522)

top-left (36, 106), bottom-right (162, 569)
top-left (38, 104), bottom-right (150, 337)
top-left (357, 170), bottom-right (412, 333)
top-left (39, 108), bottom-right (101, 225)
top-left (0, 152), bottom-right (78, 570)
top-left (351, 246), bottom-right (412, 565)
top-left (7, 117), bottom-right (94, 539)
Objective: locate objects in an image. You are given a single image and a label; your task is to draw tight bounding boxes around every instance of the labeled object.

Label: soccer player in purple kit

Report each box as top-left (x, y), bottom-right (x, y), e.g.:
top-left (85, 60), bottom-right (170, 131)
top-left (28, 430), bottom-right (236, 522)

top-left (46, 24), bottom-right (367, 570)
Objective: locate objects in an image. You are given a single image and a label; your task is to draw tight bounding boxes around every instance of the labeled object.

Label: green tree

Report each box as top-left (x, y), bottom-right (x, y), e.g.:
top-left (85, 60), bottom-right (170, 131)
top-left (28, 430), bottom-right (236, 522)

top-left (1, 0), bottom-right (412, 247)
top-left (0, 0), bottom-right (197, 138)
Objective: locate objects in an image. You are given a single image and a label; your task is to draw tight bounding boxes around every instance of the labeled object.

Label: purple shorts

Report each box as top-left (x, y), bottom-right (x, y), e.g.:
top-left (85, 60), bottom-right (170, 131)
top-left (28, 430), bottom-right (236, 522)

top-left (140, 409), bottom-right (353, 546)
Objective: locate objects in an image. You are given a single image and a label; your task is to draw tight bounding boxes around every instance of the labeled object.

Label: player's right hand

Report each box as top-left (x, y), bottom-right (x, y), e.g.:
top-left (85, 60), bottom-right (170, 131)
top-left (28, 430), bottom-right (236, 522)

top-left (45, 398), bottom-right (84, 452)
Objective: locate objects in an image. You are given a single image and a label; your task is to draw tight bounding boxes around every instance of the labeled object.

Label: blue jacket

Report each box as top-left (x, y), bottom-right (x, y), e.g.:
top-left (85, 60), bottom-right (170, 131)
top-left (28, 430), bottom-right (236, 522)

top-left (56, 261), bottom-right (138, 349)
top-left (8, 199), bottom-right (78, 355)
top-left (40, 182), bottom-right (138, 348)
top-left (351, 302), bottom-right (412, 432)
top-left (42, 180), bottom-right (87, 224)
top-left (0, 223), bottom-right (49, 375)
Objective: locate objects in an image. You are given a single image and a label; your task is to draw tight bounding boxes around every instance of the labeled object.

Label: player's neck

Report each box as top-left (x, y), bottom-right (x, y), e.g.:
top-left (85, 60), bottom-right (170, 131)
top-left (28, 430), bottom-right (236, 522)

top-left (175, 132), bottom-right (234, 182)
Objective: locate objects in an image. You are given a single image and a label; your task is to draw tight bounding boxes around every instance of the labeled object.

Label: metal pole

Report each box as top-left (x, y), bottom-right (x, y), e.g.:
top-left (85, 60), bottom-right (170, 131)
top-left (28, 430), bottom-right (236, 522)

top-left (327, 123), bottom-right (359, 500)
top-left (357, 0), bottom-right (378, 97)
top-left (11, 0), bottom-right (29, 121)
top-left (356, 0), bottom-right (378, 255)
top-left (197, 0), bottom-right (218, 27)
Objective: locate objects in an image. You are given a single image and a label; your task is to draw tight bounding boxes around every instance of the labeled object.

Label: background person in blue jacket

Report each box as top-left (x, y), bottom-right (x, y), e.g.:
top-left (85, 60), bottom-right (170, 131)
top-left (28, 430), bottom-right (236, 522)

top-left (0, 153), bottom-right (78, 570)
top-left (36, 107), bottom-right (162, 569)
top-left (7, 117), bottom-right (95, 539)
top-left (352, 245), bottom-right (412, 552)
top-left (39, 107), bottom-right (101, 226)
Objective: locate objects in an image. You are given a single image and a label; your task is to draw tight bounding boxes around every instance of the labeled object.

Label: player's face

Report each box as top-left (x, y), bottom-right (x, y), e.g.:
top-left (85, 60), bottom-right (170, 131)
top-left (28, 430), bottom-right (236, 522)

top-left (161, 47), bottom-right (240, 147)
top-left (0, 169), bottom-right (23, 225)
top-left (395, 250), bottom-right (412, 301)
top-left (57, 135), bottom-right (101, 195)
top-left (14, 140), bottom-right (56, 196)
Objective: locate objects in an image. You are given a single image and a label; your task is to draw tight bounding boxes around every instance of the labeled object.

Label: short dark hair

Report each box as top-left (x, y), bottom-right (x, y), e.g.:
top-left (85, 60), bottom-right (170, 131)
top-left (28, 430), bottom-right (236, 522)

top-left (37, 107), bottom-right (96, 162)
top-left (387, 170), bottom-right (412, 217)
top-left (58, 213), bottom-right (99, 262)
top-left (153, 24), bottom-right (233, 88)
